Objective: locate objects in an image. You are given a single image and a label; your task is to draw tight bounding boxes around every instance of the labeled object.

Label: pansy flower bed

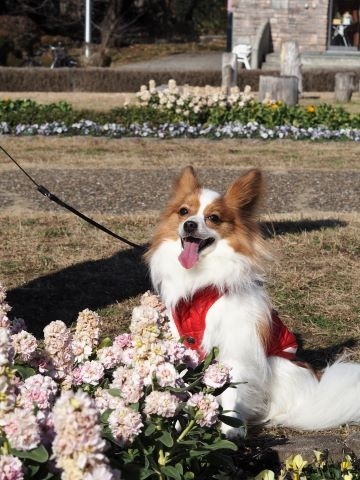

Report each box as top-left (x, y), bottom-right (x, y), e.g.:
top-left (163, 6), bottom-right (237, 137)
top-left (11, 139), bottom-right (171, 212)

top-left (0, 80), bottom-right (360, 141)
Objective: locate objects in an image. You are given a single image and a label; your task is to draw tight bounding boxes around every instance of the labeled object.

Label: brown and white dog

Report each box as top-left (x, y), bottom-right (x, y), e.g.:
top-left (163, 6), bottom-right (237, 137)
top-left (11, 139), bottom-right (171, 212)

top-left (146, 166), bottom-right (360, 436)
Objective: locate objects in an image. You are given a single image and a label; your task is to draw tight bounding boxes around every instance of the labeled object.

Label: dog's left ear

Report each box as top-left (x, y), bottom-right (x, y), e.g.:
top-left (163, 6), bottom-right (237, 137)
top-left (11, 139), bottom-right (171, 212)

top-left (224, 169), bottom-right (263, 216)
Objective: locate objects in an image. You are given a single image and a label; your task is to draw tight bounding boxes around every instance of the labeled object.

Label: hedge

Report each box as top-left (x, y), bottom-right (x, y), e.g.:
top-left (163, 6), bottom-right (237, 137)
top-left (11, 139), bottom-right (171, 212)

top-left (1, 67), bottom-right (359, 92)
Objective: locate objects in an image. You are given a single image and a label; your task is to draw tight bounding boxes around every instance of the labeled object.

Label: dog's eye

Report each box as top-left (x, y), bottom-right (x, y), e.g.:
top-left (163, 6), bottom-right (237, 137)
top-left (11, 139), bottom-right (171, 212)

top-left (179, 207), bottom-right (189, 216)
top-left (207, 214), bottom-right (221, 224)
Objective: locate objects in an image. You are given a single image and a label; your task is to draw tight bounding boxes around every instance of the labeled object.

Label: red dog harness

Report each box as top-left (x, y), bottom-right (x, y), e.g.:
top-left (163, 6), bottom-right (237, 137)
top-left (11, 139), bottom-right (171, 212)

top-left (172, 286), bottom-right (298, 360)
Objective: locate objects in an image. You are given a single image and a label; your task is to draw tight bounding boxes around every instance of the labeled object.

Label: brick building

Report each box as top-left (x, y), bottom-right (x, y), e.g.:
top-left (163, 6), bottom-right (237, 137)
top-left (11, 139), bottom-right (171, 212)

top-left (232, 0), bottom-right (360, 66)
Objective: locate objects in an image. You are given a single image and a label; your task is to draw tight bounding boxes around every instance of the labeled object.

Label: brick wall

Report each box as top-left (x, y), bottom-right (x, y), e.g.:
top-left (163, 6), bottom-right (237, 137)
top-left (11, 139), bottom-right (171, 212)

top-left (232, 0), bottom-right (329, 53)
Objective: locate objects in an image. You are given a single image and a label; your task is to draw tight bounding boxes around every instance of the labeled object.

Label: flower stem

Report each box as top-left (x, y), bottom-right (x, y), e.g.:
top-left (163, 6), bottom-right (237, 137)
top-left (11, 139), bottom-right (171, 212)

top-left (177, 419), bottom-right (195, 442)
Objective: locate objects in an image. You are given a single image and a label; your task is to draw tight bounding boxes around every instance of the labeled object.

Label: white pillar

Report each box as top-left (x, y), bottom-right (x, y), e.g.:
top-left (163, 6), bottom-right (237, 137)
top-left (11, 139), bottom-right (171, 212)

top-left (85, 0), bottom-right (92, 58)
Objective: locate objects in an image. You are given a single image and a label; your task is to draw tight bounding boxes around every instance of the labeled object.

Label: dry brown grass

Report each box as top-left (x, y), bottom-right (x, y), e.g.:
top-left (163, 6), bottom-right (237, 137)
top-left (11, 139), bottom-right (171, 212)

top-left (0, 136), bottom-right (359, 171)
top-left (0, 137), bottom-right (359, 370)
top-left (1, 209), bottom-right (359, 365)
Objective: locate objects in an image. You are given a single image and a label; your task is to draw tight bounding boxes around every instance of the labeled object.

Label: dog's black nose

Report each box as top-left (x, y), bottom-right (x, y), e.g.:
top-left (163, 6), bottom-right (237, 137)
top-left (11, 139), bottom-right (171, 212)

top-left (184, 220), bottom-right (198, 234)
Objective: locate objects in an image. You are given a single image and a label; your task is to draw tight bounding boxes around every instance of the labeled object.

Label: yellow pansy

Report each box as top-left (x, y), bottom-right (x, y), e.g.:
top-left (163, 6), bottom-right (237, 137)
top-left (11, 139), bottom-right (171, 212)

top-left (341, 455), bottom-right (353, 472)
top-left (285, 454), bottom-right (308, 473)
top-left (255, 469), bottom-right (275, 480)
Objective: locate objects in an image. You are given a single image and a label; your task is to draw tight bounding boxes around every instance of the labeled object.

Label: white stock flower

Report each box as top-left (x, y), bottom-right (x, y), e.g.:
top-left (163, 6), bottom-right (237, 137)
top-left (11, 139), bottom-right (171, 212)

top-left (3, 407), bottom-right (41, 450)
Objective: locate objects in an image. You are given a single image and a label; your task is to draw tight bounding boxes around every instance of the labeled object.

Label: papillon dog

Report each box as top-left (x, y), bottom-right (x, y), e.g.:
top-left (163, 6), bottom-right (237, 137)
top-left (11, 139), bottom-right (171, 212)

top-left (146, 166), bottom-right (360, 436)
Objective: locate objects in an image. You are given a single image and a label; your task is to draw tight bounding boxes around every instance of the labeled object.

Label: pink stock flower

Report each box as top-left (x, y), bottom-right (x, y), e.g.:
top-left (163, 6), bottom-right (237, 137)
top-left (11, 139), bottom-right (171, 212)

top-left (154, 362), bottom-right (179, 387)
top-left (114, 333), bottom-right (132, 349)
top-left (144, 391), bottom-right (180, 418)
top-left (97, 345), bottom-right (122, 369)
top-left (0, 285), bottom-right (11, 328)
top-left (19, 374), bottom-right (58, 410)
top-left (52, 390), bottom-right (112, 478)
top-left (72, 360), bottom-right (104, 386)
top-left (162, 340), bottom-right (186, 363)
top-left (130, 305), bottom-right (161, 341)
top-left (0, 327), bottom-right (14, 366)
top-left (182, 348), bottom-right (200, 369)
top-left (43, 320), bottom-right (73, 379)
top-left (3, 408), bottom-right (41, 450)
top-left (110, 367), bottom-right (144, 404)
top-left (94, 387), bottom-right (124, 413)
top-left (140, 291), bottom-right (165, 312)
top-left (0, 454), bottom-right (24, 480)
top-left (12, 330), bottom-right (37, 362)
top-left (71, 340), bottom-right (92, 364)
top-left (108, 405), bottom-right (143, 446)
top-left (186, 393), bottom-right (220, 427)
top-left (203, 362), bottom-right (231, 389)
top-left (72, 309), bottom-right (102, 361)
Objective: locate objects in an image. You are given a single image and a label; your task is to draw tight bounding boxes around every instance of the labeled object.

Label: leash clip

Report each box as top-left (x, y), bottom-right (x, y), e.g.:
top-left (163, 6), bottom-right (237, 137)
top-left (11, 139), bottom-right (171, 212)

top-left (37, 185), bottom-right (52, 198)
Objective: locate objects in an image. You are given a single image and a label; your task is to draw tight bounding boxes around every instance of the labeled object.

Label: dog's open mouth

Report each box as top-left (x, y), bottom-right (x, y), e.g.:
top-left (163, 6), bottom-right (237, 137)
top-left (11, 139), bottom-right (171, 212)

top-left (178, 236), bottom-right (215, 269)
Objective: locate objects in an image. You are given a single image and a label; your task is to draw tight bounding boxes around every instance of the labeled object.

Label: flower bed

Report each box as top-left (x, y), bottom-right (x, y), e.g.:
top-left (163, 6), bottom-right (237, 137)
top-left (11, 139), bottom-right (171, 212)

top-left (0, 81), bottom-right (360, 141)
top-left (0, 284), bottom-right (241, 480)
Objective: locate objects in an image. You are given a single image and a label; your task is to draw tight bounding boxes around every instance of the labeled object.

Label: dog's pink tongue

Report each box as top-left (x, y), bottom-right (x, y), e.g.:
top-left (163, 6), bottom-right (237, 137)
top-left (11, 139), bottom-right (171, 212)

top-left (179, 240), bottom-right (199, 269)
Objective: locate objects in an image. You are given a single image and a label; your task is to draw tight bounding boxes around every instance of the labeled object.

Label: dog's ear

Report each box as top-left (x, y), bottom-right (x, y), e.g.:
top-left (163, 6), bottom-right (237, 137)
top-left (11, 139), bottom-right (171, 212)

top-left (224, 169), bottom-right (263, 216)
top-left (171, 166), bottom-right (201, 197)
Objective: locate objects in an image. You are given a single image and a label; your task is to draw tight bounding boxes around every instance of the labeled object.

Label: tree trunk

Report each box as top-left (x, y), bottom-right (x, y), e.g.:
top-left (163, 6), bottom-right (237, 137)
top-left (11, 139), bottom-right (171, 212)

top-left (258, 75), bottom-right (299, 106)
top-left (334, 72), bottom-right (357, 103)
top-left (280, 41), bottom-right (303, 93)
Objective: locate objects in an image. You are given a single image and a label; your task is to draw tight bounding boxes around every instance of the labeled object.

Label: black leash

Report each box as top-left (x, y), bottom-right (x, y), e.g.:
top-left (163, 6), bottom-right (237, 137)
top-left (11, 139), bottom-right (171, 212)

top-left (0, 145), bottom-right (143, 251)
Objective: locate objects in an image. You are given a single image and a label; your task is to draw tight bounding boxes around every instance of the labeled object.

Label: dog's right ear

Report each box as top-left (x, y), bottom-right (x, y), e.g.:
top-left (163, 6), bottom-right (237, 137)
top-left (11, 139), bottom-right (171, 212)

top-left (171, 166), bottom-right (201, 197)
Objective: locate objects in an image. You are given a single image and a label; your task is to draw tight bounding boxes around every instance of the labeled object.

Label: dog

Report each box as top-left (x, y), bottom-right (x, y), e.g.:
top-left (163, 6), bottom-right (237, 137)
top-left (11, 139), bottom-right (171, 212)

top-left (146, 166), bottom-right (360, 436)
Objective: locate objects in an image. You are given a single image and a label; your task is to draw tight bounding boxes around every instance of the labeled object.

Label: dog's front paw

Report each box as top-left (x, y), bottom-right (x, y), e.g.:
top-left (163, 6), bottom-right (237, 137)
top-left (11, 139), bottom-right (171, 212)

top-left (221, 422), bottom-right (247, 440)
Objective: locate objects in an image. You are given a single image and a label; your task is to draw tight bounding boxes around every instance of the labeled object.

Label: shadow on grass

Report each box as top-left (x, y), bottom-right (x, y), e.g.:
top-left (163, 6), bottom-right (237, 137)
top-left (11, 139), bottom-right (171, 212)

top-left (7, 245), bottom-right (150, 337)
top-left (261, 218), bottom-right (347, 238)
top-left (7, 218), bottom-right (347, 337)
top-left (296, 336), bottom-right (358, 369)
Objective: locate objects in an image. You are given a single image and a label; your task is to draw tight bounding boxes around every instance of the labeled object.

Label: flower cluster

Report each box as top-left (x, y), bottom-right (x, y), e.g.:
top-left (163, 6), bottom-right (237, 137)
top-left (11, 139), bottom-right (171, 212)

top-left (0, 284), bottom-right (239, 479)
top-left (52, 390), bottom-right (118, 480)
top-left (0, 118), bottom-right (359, 141)
top-left (136, 79), bottom-right (254, 122)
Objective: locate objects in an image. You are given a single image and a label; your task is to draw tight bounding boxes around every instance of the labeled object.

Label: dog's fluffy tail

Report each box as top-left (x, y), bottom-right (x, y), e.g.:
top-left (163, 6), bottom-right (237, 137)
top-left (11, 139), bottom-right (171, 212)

top-left (268, 358), bottom-right (360, 430)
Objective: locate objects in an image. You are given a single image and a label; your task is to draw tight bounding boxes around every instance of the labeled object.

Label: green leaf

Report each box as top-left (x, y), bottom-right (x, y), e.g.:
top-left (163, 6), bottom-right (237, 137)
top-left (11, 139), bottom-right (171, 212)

top-left (184, 473), bottom-right (195, 480)
top-left (144, 423), bottom-right (156, 436)
top-left (99, 336), bottom-right (112, 348)
top-left (11, 444), bottom-right (48, 463)
top-left (108, 388), bottom-right (121, 397)
top-left (27, 464), bottom-right (40, 478)
top-left (100, 408), bottom-right (112, 423)
top-left (167, 376), bottom-right (203, 393)
top-left (160, 465), bottom-right (182, 480)
top-left (158, 430), bottom-right (174, 447)
top-left (189, 449), bottom-right (209, 457)
top-left (204, 439), bottom-right (238, 452)
top-left (139, 469), bottom-right (157, 480)
top-left (14, 364), bottom-right (36, 379)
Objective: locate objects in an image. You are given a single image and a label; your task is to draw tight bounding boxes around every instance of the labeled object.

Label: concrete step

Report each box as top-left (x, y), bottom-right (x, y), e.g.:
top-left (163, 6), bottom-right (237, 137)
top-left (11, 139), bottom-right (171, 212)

top-left (262, 51), bottom-right (360, 70)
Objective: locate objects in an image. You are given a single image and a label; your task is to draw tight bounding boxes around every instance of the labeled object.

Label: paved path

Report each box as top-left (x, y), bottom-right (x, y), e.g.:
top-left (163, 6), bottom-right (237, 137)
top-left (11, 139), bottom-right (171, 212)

top-left (116, 52), bottom-right (222, 72)
top-left (1, 167), bottom-right (359, 215)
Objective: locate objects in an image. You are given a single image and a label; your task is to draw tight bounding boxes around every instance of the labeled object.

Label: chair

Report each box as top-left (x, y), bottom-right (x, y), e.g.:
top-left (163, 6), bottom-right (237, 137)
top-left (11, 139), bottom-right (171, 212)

top-left (232, 44), bottom-right (252, 70)
top-left (332, 24), bottom-right (350, 46)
